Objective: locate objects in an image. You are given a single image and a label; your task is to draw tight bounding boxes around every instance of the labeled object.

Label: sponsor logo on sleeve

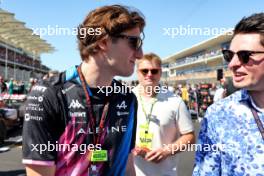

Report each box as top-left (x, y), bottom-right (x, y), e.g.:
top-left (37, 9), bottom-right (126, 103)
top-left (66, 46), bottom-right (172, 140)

top-left (69, 111), bottom-right (86, 118)
top-left (61, 84), bottom-right (76, 94)
top-left (26, 103), bottom-right (44, 112)
top-left (68, 99), bottom-right (85, 109)
top-left (24, 113), bottom-right (43, 121)
top-left (27, 96), bottom-right (44, 103)
top-left (117, 111), bottom-right (129, 116)
top-left (31, 85), bottom-right (47, 92)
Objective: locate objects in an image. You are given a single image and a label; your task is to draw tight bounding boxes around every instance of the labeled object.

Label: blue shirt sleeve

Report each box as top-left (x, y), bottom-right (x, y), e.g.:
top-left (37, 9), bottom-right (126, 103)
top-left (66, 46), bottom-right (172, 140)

top-left (192, 108), bottom-right (221, 176)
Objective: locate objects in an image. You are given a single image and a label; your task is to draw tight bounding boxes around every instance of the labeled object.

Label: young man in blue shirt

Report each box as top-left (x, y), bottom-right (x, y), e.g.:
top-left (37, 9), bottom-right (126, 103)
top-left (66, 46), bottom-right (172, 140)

top-left (193, 13), bottom-right (264, 175)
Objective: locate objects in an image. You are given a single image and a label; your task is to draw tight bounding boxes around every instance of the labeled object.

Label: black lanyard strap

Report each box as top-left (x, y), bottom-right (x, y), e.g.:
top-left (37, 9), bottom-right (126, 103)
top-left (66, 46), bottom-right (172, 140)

top-left (77, 65), bottom-right (110, 144)
top-left (250, 107), bottom-right (264, 140)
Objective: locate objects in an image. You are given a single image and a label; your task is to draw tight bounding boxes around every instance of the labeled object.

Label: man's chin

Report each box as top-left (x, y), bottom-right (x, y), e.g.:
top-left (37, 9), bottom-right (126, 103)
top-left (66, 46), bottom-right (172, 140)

top-left (142, 82), bottom-right (159, 88)
top-left (142, 82), bottom-right (153, 86)
top-left (233, 80), bottom-right (248, 89)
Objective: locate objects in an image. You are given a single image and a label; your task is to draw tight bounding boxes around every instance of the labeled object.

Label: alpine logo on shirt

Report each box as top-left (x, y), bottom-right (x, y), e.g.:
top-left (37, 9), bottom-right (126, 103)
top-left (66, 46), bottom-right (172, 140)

top-left (116, 101), bottom-right (127, 110)
top-left (68, 99), bottom-right (85, 109)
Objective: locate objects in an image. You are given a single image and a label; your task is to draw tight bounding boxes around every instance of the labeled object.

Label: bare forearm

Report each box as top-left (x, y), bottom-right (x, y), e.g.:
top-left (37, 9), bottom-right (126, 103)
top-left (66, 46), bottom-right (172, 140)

top-left (163, 132), bottom-right (195, 155)
top-left (26, 165), bottom-right (56, 176)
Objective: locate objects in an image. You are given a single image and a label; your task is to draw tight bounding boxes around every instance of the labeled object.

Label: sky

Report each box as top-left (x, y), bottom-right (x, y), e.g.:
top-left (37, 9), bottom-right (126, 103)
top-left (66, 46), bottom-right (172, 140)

top-left (1, 0), bottom-right (263, 80)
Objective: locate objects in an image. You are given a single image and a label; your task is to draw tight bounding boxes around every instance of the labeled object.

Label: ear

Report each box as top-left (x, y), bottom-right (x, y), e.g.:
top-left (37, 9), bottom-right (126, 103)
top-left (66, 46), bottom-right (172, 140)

top-left (97, 36), bottom-right (110, 52)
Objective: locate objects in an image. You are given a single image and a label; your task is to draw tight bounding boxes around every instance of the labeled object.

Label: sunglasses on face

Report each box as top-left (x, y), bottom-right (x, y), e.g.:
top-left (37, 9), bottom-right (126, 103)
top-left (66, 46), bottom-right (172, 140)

top-left (140, 68), bottom-right (160, 75)
top-left (222, 49), bottom-right (264, 64)
top-left (112, 33), bottom-right (144, 50)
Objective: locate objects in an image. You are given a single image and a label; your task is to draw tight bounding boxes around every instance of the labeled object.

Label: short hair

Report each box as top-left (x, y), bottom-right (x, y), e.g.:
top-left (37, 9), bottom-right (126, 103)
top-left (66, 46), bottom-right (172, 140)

top-left (136, 53), bottom-right (162, 67)
top-left (234, 13), bottom-right (264, 46)
top-left (77, 5), bottom-right (145, 60)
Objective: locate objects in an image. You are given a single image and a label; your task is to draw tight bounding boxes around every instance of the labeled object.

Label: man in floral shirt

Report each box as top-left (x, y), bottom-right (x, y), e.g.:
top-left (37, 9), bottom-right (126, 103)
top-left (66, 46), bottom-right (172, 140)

top-left (193, 13), bottom-right (264, 176)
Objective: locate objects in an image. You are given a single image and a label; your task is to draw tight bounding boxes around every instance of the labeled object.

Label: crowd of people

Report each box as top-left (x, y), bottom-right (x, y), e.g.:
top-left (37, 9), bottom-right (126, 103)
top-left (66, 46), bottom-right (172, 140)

top-left (122, 78), bottom-right (233, 118)
top-left (167, 79), bottom-right (235, 117)
top-left (0, 46), bottom-right (42, 69)
top-left (0, 75), bottom-right (37, 95)
top-left (0, 70), bottom-right (59, 96)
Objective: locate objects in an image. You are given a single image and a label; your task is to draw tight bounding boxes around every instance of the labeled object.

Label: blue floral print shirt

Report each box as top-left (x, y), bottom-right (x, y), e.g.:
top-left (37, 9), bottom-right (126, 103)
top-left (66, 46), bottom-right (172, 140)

top-left (193, 89), bottom-right (264, 176)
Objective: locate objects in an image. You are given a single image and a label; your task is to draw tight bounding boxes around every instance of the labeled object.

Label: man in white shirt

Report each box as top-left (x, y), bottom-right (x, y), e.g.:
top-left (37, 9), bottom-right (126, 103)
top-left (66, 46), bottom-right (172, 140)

top-left (213, 78), bottom-right (227, 102)
top-left (132, 53), bottom-right (195, 176)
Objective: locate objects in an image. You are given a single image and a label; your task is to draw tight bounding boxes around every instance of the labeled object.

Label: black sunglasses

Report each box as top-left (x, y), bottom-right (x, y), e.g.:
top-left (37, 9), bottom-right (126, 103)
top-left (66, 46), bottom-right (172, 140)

top-left (112, 33), bottom-right (144, 50)
top-left (140, 68), bottom-right (160, 75)
top-left (222, 49), bottom-right (264, 64)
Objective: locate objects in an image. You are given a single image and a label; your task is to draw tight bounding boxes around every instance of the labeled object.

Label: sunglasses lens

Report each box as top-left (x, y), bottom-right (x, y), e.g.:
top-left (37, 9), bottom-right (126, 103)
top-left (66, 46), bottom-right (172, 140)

top-left (237, 51), bottom-right (250, 64)
top-left (151, 69), bottom-right (159, 74)
top-left (222, 50), bottom-right (253, 64)
top-left (141, 69), bottom-right (149, 75)
top-left (140, 69), bottom-right (159, 75)
top-left (113, 34), bottom-right (143, 50)
top-left (222, 50), bottom-right (234, 62)
top-left (129, 38), bottom-right (141, 50)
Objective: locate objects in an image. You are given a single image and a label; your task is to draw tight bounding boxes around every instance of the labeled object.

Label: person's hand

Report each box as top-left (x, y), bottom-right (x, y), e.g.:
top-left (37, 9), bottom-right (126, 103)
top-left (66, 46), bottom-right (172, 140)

top-left (144, 147), bottom-right (171, 163)
top-left (133, 146), bottom-right (151, 158)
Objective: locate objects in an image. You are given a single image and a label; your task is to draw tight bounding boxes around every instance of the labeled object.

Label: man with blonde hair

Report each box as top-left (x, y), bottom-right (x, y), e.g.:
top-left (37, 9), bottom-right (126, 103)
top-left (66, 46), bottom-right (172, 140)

top-left (132, 53), bottom-right (195, 176)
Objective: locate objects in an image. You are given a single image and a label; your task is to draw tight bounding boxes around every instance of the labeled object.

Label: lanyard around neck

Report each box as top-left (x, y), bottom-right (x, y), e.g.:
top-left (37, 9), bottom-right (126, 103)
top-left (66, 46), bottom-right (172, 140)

top-left (77, 66), bottom-right (110, 144)
top-left (139, 94), bottom-right (157, 125)
top-left (250, 107), bottom-right (264, 140)
top-left (247, 99), bottom-right (264, 141)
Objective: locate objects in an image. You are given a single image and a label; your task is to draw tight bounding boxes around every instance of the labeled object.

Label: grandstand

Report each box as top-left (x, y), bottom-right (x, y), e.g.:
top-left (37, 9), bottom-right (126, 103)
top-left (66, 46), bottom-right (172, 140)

top-left (162, 32), bottom-right (233, 84)
top-left (0, 8), bottom-right (54, 82)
